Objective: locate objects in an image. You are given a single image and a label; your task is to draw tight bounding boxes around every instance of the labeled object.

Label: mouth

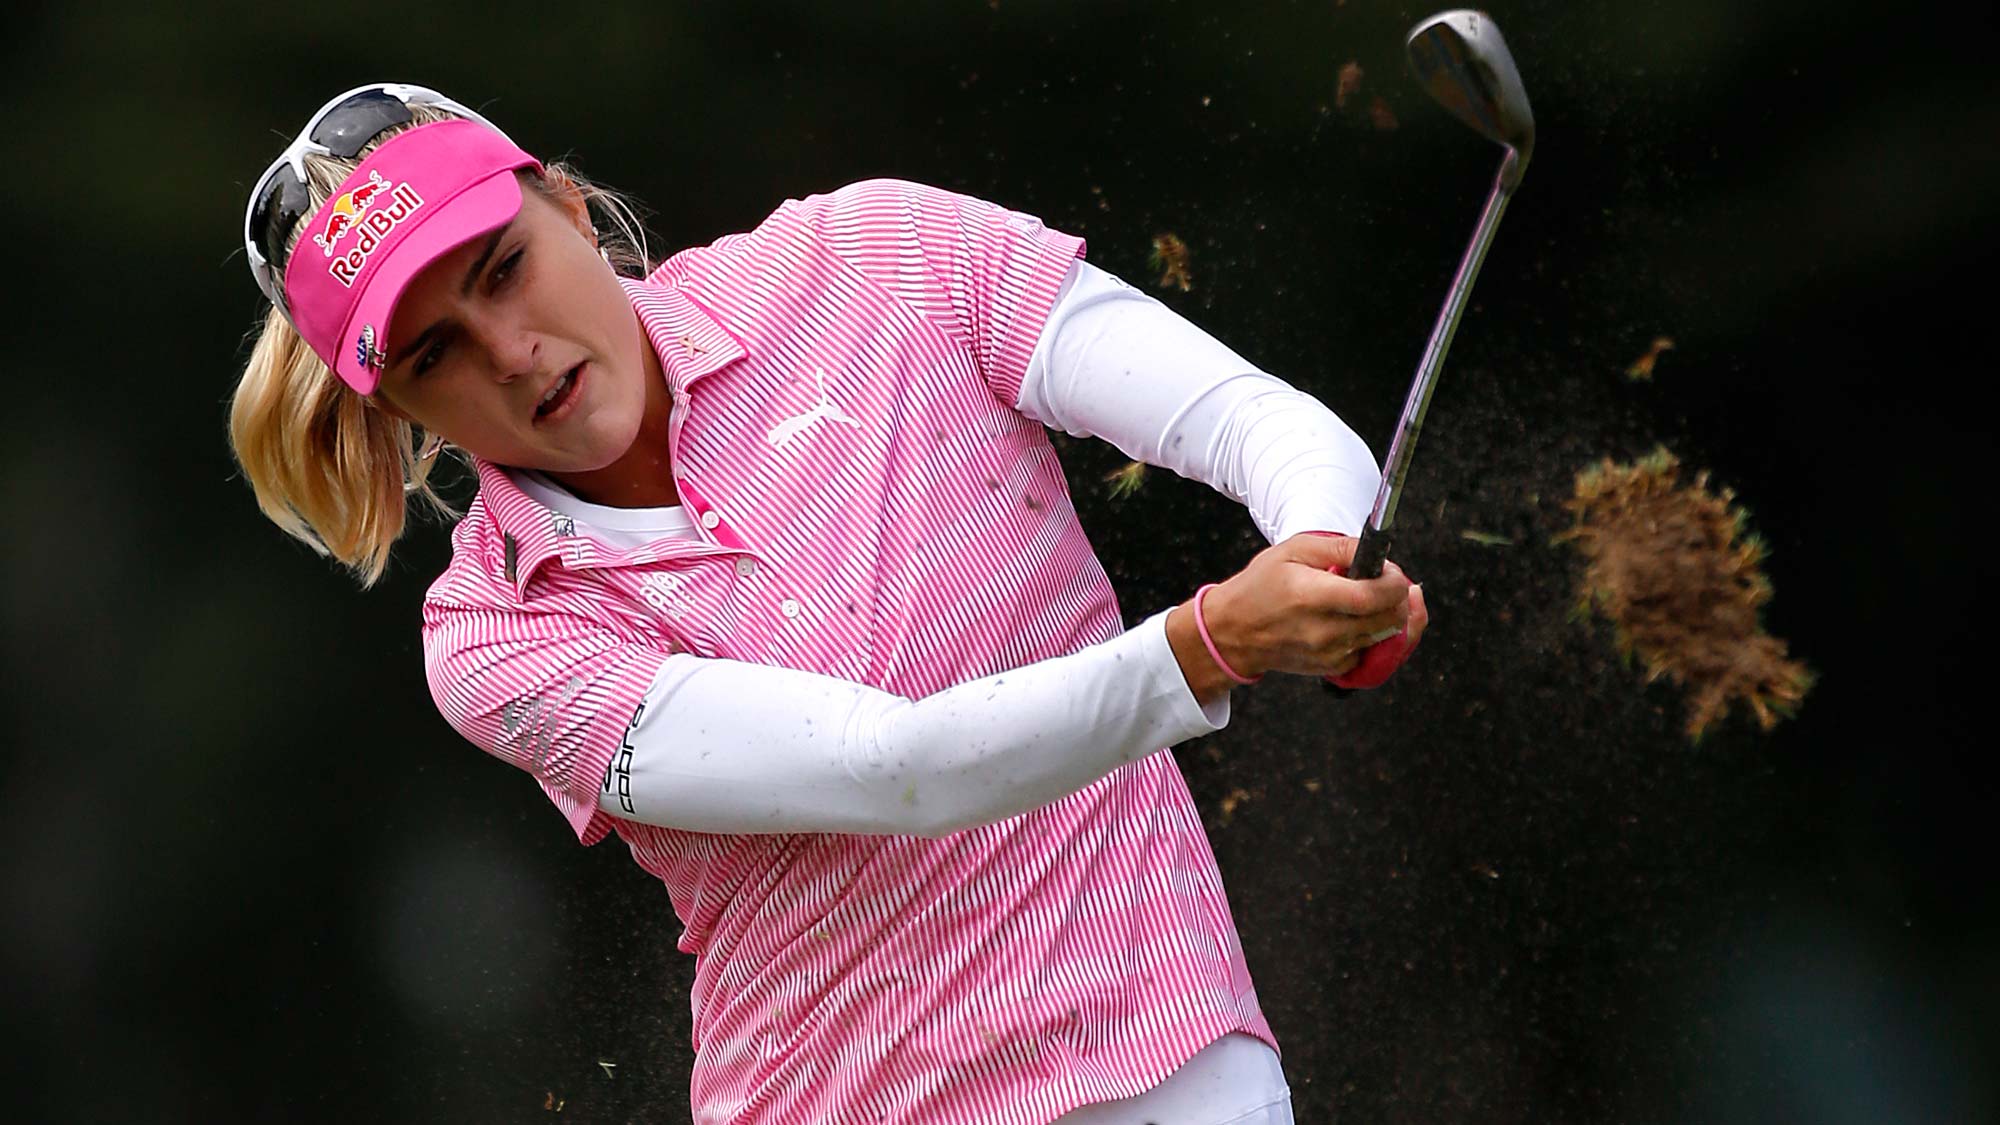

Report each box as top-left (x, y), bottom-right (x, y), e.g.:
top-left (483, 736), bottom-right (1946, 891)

top-left (534, 362), bottom-right (585, 424)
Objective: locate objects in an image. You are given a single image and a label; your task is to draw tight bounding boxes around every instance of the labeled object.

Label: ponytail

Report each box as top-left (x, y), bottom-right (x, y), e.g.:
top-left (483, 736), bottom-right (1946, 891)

top-left (229, 307), bottom-right (453, 587)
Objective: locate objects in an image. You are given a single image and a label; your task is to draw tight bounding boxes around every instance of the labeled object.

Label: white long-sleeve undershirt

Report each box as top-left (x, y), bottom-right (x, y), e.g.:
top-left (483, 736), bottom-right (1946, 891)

top-left (539, 260), bottom-right (1381, 836)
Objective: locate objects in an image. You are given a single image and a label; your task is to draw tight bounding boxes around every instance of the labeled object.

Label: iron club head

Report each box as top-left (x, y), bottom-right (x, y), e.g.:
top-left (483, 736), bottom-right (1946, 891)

top-left (1407, 10), bottom-right (1535, 189)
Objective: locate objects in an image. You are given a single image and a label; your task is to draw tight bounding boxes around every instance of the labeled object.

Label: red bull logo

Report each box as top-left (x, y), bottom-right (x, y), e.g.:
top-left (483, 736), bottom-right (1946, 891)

top-left (311, 171), bottom-right (397, 258)
top-left (326, 181), bottom-right (426, 289)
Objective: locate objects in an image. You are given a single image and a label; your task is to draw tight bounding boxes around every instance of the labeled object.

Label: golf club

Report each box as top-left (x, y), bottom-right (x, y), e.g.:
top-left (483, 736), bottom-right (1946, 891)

top-left (1346, 8), bottom-right (1535, 581)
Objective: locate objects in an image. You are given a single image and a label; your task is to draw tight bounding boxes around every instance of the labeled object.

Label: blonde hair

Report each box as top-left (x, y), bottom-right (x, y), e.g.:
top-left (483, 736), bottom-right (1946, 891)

top-left (228, 103), bottom-right (653, 587)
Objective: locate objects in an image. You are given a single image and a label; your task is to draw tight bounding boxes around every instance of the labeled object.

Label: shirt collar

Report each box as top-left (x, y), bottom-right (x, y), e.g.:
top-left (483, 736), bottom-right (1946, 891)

top-left (472, 458), bottom-right (574, 596)
top-left (622, 276), bottom-right (748, 398)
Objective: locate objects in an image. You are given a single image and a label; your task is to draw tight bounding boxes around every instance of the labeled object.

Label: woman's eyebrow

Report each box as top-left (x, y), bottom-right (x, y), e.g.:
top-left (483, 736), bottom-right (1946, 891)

top-left (392, 226), bottom-right (513, 367)
top-left (459, 225), bottom-right (509, 297)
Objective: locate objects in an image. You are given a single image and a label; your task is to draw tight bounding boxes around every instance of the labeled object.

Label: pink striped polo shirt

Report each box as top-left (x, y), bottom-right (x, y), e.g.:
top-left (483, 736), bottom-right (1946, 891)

top-left (422, 179), bottom-right (1275, 1122)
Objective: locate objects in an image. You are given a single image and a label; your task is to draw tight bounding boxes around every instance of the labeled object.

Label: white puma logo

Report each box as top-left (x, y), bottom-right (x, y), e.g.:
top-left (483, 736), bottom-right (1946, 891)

top-left (766, 367), bottom-right (864, 450)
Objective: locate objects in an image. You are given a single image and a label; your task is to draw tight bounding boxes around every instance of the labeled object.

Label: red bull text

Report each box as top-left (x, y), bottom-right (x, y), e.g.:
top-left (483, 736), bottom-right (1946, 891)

top-left (326, 182), bottom-right (426, 288)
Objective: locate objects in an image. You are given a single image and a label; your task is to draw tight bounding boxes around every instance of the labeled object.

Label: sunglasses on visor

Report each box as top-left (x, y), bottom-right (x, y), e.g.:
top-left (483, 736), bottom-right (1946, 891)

top-left (241, 83), bottom-right (512, 319)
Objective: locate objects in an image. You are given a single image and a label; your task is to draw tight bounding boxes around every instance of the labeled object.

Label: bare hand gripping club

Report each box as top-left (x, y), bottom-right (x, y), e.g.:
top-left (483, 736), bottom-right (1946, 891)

top-left (1347, 9), bottom-right (1536, 580)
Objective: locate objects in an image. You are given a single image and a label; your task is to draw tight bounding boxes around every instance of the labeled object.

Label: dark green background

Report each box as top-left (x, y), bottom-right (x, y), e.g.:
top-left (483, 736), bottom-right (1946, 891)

top-left (3, 1), bottom-right (1991, 1121)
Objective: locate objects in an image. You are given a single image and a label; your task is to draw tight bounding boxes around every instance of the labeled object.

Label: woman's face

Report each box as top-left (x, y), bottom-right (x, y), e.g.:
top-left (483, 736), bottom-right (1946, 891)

top-left (371, 177), bottom-right (653, 473)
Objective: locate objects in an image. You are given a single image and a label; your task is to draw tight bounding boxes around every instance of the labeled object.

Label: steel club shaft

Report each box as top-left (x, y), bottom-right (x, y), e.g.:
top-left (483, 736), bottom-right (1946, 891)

top-left (1347, 9), bottom-right (1534, 581)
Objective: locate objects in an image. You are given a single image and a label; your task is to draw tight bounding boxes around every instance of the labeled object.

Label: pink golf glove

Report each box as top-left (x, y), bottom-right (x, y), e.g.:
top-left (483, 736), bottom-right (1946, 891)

top-left (1304, 531), bottom-right (1423, 690)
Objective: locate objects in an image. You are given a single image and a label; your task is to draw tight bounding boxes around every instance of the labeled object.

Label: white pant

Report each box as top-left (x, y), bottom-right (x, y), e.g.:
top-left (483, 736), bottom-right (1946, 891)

top-left (1050, 1033), bottom-right (1294, 1125)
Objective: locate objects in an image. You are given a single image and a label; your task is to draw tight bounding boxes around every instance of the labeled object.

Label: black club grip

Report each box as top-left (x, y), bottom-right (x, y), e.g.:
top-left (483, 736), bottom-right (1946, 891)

top-left (1347, 523), bottom-right (1392, 581)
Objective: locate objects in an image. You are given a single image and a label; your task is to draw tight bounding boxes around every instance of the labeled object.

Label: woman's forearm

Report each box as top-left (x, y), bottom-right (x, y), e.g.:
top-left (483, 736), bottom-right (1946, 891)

top-left (602, 607), bottom-right (1228, 837)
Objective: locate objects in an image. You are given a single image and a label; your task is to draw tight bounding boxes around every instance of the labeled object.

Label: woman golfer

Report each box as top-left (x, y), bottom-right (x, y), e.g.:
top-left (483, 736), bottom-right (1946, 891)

top-left (231, 83), bottom-right (1426, 1125)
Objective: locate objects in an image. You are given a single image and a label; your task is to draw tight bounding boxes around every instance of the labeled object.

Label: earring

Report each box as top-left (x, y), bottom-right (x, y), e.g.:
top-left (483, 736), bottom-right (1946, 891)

top-left (417, 431), bottom-right (448, 461)
top-left (598, 244), bottom-right (612, 265)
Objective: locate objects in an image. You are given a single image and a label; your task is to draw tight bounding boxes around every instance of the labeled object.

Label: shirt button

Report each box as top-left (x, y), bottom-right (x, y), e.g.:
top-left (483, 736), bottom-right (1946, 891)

top-left (700, 510), bottom-right (721, 529)
top-left (735, 557), bottom-right (757, 577)
top-left (780, 598), bottom-right (801, 619)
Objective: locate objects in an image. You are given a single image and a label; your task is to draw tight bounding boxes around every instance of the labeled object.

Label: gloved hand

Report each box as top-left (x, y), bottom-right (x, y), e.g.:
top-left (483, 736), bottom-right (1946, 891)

top-left (1304, 530), bottom-right (1427, 690)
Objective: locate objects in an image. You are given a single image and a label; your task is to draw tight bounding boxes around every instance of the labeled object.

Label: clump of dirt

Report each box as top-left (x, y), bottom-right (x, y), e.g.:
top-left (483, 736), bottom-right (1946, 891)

top-left (1557, 447), bottom-right (1814, 740)
top-left (1336, 61), bottom-right (1364, 109)
top-left (1103, 460), bottom-right (1148, 500)
top-left (1625, 336), bottom-right (1675, 380)
top-left (1149, 233), bottom-right (1192, 291)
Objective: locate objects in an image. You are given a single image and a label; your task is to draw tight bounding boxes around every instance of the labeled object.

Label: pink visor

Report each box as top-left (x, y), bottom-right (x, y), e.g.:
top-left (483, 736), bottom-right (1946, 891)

top-left (283, 119), bottom-right (542, 394)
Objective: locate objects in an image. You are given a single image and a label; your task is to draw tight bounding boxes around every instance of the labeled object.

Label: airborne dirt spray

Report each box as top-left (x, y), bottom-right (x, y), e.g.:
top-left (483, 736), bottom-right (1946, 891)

top-left (1559, 448), bottom-right (1815, 740)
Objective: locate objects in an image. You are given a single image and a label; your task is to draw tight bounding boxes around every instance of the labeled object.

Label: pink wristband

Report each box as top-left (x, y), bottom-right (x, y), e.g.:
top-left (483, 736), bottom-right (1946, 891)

top-left (1193, 583), bottom-right (1261, 685)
